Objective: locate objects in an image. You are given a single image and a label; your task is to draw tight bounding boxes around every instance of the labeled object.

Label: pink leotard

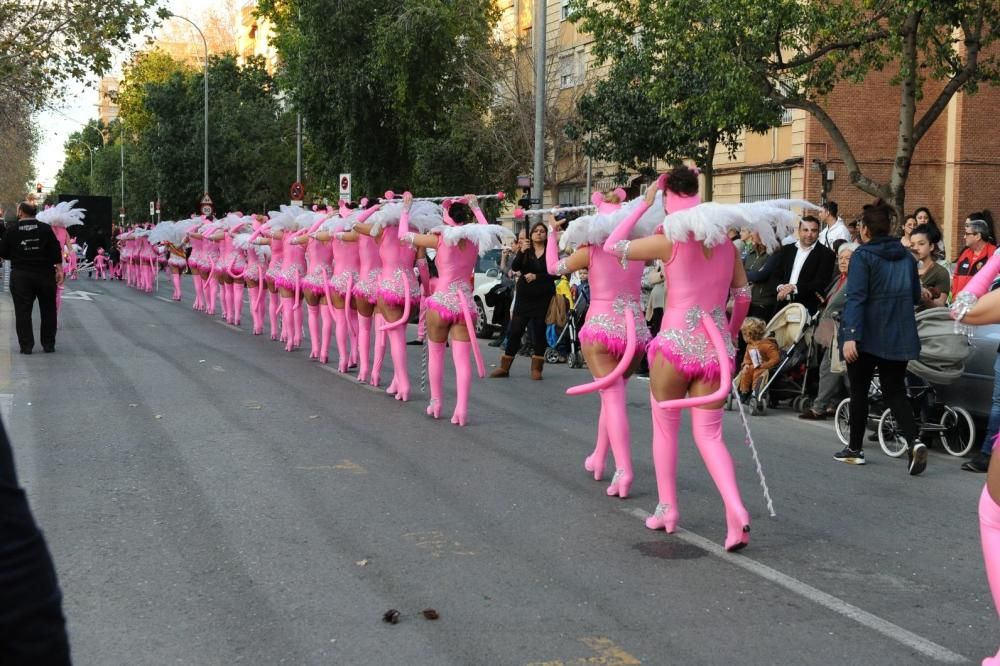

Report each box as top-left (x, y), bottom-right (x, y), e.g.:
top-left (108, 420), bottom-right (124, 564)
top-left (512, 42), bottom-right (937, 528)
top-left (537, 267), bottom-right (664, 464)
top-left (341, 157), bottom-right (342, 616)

top-left (376, 226), bottom-right (419, 307)
top-left (301, 237), bottom-right (333, 295)
top-left (426, 238), bottom-right (477, 323)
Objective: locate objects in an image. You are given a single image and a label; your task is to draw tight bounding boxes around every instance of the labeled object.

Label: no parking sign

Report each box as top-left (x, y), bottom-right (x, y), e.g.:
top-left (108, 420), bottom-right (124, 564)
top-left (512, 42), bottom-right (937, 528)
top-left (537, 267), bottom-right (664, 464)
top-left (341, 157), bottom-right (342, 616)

top-left (339, 173), bottom-right (351, 202)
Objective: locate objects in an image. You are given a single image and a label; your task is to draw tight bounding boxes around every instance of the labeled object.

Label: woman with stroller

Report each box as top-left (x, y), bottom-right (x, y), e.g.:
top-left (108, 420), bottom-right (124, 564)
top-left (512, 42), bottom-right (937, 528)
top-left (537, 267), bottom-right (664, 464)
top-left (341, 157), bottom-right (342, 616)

top-left (836, 202), bottom-right (925, 474)
top-left (800, 242), bottom-right (857, 420)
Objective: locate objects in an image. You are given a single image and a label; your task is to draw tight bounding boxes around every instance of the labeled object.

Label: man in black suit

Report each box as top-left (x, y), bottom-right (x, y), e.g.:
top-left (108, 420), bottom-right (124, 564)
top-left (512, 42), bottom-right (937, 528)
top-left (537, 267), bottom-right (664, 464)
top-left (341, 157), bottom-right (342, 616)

top-left (775, 215), bottom-right (836, 314)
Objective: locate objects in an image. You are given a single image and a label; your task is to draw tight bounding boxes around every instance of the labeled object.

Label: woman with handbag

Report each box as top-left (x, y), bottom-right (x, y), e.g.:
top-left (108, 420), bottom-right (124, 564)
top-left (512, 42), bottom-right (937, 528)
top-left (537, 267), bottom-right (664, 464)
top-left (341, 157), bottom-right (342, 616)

top-left (490, 221), bottom-right (556, 380)
top-left (800, 242), bottom-right (857, 420)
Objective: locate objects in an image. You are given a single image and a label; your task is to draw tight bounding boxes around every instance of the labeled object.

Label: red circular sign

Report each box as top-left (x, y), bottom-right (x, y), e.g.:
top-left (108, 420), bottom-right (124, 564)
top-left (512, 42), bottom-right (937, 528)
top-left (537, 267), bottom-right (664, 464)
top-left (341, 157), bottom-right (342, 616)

top-left (290, 182), bottom-right (304, 199)
top-left (340, 176), bottom-right (349, 191)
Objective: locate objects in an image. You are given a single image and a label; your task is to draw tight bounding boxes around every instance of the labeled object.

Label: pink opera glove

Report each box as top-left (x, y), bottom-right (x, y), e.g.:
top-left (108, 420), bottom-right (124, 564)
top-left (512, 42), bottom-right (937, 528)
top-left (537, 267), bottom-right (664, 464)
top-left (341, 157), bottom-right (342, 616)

top-left (398, 205), bottom-right (411, 238)
top-left (729, 285), bottom-right (752, 343)
top-left (602, 198), bottom-right (653, 260)
top-left (355, 205), bottom-right (381, 225)
top-left (426, 340), bottom-right (446, 419)
top-left (451, 340), bottom-right (473, 426)
top-left (981, 486), bottom-right (1000, 666)
top-left (545, 228), bottom-right (564, 276)
top-left (470, 202), bottom-right (489, 226)
top-left (953, 251), bottom-right (1000, 322)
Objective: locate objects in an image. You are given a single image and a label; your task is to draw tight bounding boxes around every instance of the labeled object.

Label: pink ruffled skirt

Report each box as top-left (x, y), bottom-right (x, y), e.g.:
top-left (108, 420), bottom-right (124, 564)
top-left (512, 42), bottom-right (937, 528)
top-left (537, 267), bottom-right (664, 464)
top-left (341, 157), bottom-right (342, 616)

top-left (301, 266), bottom-right (332, 295)
top-left (352, 269), bottom-right (381, 304)
top-left (578, 296), bottom-right (651, 359)
top-left (330, 270), bottom-right (357, 297)
top-left (167, 256), bottom-right (187, 269)
top-left (427, 281), bottom-right (473, 324)
top-left (647, 305), bottom-right (735, 382)
top-left (377, 268), bottom-right (420, 307)
top-left (275, 264), bottom-right (306, 291)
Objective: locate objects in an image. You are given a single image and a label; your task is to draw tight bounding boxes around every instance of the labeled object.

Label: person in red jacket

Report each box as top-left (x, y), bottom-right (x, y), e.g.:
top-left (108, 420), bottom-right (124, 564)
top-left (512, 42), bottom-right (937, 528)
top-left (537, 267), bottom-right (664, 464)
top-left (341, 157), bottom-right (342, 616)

top-left (953, 211), bottom-right (996, 295)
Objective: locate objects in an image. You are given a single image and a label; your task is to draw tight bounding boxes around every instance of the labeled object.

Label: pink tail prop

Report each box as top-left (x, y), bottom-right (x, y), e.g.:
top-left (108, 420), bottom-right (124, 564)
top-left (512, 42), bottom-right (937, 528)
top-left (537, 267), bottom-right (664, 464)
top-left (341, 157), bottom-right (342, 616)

top-left (566, 308), bottom-right (636, 396)
top-left (268, 291), bottom-right (279, 338)
top-left (378, 292), bottom-right (411, 331)
top-left (426, 340), bottom-right (445, 419)
top-left (292, 268), bottom-right (302, 310)
top-left (981, 486), bottom-right (1000, 666)
top-left (321, 267), bottom-right (337, 318)
top-left (658, 314), bottom-right (732, 409)
top-left (456, 289), bottom-right (485, 377)
top-left (371, 315), bottom-right (386, 386)
top-left (451, 340), bottom-right (472, 426)
top-left (387, 326), bottom-right (410, 400)
top-left (232, 283), bottom-right (244, 325)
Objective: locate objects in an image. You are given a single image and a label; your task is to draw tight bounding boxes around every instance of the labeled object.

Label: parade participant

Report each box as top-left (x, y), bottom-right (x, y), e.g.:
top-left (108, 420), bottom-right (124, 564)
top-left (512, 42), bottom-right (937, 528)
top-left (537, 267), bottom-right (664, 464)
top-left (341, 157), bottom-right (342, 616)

top-left (353, 197), bottom-right (437, 400)
top-left (603, 167), bottom-right (797, 551)
top-left (93, 248), bottom-right (108, 280)
top-left (184, 218), bottom-right (207, 311)
top-left (189, 217), bottom-right (221, 314)
top-left (309, 204), bottom-right (362, 371)
top-left (291, 208), bottom-right (333, 360)
top-left (213, 213), bottom-right (253, 326)
top-left (1, 202), bottom-right (65, 354)
top-left (400, 193), bottom-right (512, 425)
top-left (543, 189), bottom-right (651, 496)
top-left (137, 228), bottom-right (157, 293)
top-left (148, 221), bottom-right (189, 301)
top-left (251, 206), bottom-right (300, 345)
top-left (232, 216), bottom-right (270, 336)
top-left (277, 210), bottom-right (310, 350)
top-left (41, 201), bottom-right (83, 313)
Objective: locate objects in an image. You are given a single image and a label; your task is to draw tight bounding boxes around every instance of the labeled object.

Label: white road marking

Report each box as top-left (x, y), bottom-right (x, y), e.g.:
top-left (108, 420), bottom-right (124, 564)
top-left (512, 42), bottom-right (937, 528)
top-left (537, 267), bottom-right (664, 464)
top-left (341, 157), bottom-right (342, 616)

top-left (62, 290), bottom-right (99, 301)
top-left (318, 363), bottom-right (390, 395)
top-left (624, 506), bottom-right (967, 663)
top-left (0, 393), bottom-right (13, 422)
top-left (155, 296), bottom-right (174, 304)
top-left (212, 319), bottom-right (243, 333)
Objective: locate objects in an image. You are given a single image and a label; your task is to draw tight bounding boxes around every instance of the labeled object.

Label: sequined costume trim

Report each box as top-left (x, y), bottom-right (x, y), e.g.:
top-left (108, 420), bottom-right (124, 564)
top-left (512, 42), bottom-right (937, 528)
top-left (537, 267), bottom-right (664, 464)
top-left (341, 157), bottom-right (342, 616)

top-left (301, 267), bottom-right (332, 294)
top-left (352, 269), bottom-right (381, 303)
top-left (648, 305), bottom-right (735, 381)
top-left (578, 296), bottom-right (651, 358)
top-left (427, 281), bottom-right (474, 323)
top-left (330, 270), bottom-right (357, 296)
top-left (377, 267), bottom-right (420, 306)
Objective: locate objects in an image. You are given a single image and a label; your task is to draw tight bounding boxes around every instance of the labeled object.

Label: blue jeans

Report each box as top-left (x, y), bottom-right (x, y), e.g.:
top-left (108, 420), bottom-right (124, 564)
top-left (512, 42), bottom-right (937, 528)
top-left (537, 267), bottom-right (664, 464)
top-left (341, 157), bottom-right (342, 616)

top-left (981, 354), bottom-right (1000, 455)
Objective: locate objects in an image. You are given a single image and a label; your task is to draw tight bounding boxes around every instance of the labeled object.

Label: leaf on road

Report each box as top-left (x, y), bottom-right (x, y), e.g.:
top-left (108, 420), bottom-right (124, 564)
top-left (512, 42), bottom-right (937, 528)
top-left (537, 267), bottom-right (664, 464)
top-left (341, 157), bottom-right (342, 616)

top-left (422, 609), bottom-right (439, 620)
top-left (382, 609), bottom-right (400, 624)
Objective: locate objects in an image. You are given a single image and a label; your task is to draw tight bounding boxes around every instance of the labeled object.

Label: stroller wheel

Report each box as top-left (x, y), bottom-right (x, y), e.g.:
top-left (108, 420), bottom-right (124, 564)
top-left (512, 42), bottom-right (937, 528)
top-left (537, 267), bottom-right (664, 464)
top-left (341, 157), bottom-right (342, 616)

top-left (833, 398), bottom-right (851, 446)
top-left (543, 347), bottom-right (561, 364)
top-left (752, 396), bottom-right (766, 416)
top-left (877, 409), bottom-right (909, 458)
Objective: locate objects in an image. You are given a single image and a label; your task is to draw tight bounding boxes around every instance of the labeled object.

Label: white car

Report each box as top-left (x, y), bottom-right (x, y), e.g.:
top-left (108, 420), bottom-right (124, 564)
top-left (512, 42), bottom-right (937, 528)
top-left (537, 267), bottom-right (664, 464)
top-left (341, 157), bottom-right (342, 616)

top-left (471, 249), bottom-right (503, 339)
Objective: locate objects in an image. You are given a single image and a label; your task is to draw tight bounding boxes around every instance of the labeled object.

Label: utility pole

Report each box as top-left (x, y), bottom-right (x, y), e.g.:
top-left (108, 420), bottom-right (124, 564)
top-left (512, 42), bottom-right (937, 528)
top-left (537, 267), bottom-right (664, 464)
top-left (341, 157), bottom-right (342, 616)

top-left (532, 0), bottom-right (546, 209)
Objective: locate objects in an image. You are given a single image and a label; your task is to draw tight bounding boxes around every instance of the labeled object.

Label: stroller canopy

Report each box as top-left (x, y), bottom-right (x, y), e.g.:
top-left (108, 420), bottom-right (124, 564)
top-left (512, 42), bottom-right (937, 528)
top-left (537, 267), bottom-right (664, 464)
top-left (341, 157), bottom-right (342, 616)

top-left (907, 307), bottom-right (972, 385)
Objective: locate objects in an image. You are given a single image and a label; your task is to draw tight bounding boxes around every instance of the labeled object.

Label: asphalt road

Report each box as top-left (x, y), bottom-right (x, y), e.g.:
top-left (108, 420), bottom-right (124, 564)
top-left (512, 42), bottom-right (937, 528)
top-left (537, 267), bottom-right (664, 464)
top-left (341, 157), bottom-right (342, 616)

top-left (3, 275), bottom-right (997, 665)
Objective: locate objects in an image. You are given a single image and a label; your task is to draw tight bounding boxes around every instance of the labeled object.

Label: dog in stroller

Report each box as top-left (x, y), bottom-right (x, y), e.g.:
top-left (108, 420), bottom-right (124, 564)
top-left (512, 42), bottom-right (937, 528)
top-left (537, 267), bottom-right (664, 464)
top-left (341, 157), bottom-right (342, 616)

top-left (727, 303), bottom-right (815, 415)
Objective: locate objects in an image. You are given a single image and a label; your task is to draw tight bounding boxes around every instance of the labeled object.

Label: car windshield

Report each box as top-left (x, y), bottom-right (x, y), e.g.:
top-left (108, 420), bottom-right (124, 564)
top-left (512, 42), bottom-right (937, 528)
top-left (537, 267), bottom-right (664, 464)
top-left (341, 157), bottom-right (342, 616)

top-left (476, 249), bottom-right (501, 274)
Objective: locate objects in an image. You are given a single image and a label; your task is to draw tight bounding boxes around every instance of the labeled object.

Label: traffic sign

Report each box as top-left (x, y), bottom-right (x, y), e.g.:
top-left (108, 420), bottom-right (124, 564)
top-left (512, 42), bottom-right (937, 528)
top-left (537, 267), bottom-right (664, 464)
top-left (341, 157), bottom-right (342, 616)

top-left (339, 173), bottom-right (351, 202)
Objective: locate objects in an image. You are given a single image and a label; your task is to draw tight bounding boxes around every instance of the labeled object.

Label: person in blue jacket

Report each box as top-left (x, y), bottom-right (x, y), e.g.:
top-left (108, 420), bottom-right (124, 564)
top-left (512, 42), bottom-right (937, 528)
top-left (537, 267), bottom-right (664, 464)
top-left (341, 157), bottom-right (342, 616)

top-left (836, 201), bottom-right (926, 475)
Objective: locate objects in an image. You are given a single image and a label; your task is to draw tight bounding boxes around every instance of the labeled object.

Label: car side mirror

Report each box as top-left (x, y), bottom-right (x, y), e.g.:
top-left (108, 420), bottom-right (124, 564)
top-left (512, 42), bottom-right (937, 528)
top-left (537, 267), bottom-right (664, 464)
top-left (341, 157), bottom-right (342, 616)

top-left (485, 268), bottom-right (500, 278)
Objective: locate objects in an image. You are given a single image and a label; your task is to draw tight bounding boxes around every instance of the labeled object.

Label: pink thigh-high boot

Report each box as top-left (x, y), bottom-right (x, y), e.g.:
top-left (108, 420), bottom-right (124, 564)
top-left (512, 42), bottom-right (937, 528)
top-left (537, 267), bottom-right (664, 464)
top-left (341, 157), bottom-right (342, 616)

top-left (332, 308), bottom-right (349, 371)
top-left (602, 377), bottom-right (633, 498)
top-left (691, 407), bottom-right (750, 552)
top-left (232, 283), bottom-right (244, 326)
top-left (357, 314), bottom-right (372, 383)
top-left (192, 274), bottom-right (203, 310)
top-left (222, 281), bottom-right (233, 323)
top-left (306, 304), bottom-right (321, 359)
top-left (980, 486), bottom-right (1000, 666)
top-left (426, 340), bottom-right (446, 419)
top-left (371, 315), bottom-right (387, 389)
top-left (450, 340), bottom-right (472, 426)
top-left (171, 272), bottom-right (182, 301)
top-left (387, 326), bottom-right (410, 401)
top-left (349, 309), bottom-right (360, 366)
top-left (292, 300), bottom-right (303, 349)
top-left (206, 278), bottom-right (218, 315)
top-left (268, 292), bottom-right (280, 340)
top-left (647, 399), bottom-right (681, 532)
top-left (281, 295), bottom-right (295, 351)
top-left (585, 405), bottom-right (610, 481)
top-left (319, 305), bottom-right (333, 364)
top-left (250, 286), bottom-right (263, 334)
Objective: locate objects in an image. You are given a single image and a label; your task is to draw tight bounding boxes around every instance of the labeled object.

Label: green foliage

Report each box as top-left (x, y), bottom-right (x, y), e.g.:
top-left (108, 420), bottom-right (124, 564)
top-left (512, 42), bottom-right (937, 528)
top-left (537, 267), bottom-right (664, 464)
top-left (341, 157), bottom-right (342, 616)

top-left (0, 102), bottom-right (37, 209)
top-left (257, 0), bottom-right (519, 197)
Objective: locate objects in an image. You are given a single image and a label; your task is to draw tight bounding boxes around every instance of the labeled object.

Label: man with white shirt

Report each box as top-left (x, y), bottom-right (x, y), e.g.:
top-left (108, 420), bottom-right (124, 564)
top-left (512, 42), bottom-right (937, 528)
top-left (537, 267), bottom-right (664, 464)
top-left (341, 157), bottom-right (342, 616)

top-left (818, 201), bottom-right (851, 249)
top-left (774, 216), bottom-right (836, 313)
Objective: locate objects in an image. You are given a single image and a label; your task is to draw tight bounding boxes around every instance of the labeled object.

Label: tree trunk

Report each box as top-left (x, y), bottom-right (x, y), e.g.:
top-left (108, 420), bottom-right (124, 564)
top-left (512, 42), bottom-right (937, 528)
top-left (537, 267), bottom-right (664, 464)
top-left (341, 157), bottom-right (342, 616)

top-left (701, 134), bottom-right (717, 202)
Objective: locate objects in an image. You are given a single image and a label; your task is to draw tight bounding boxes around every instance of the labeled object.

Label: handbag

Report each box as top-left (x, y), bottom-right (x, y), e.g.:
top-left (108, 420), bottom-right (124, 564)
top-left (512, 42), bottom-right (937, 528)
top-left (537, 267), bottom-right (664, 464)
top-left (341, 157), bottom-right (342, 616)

top-left (545, 294), bottom-right (568, 328)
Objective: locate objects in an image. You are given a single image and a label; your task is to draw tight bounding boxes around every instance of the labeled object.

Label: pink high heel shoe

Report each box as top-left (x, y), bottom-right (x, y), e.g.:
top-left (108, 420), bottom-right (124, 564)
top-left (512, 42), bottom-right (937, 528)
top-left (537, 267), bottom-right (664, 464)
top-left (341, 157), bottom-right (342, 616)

top-left (645, 503), bottom-right (679, 533)
top-left (605, 469), bottom-right (632, 498)
top-left (724, 508), bottom-right (751, 552)
top-left (426, 398), bottom-right (441, 419)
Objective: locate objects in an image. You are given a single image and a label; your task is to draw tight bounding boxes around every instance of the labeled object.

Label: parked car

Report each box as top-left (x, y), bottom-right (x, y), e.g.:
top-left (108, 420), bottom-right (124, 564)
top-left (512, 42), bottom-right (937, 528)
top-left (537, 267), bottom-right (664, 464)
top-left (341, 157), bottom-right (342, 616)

top-left (936, 323), bottom-right (1000, 420)
top-left (472, 249), bottom-right (502, 339)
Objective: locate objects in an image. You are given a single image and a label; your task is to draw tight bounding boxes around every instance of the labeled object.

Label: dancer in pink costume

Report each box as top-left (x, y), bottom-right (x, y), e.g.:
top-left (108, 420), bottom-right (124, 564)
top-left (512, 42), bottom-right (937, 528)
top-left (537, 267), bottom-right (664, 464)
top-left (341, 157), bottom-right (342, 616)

top-left (93, 248), bottom-right (108, 280)
top-left (148, 221), bottom-right (189, 301)
top-left (603, 167), bottom-right (799, 551)
top-left (250, 206), bottom-right (303, 348)
top-left (309, 205), bottom-right (362, 371)
top-left (401, 193), bottom-right (512, 424)
top-left (188, 218), bottom-right (222, 313)
top-left (252, 210), bottom-right (289, 341)
top-left (354, 196), bottom-right (439, 401)
top-left (334, 203), bottom-right (386, 384)
top-left (951, 254), bottom-right (1000, 666)
top-left (290, 208), bottom-right (333, 360)
top-left (185, 218), bottom-right (208, 311)
top-left (544, 189), bottom-right (652, 497)
top-left (67, 237), bottom-right (80, 280)
top-left (212, 213), bottom-right (253, 326)
top-left (39, 200), bottom-right (85, 314)
top-left (232, 216), bottom-right (270, 335)
top-left (116, 230), bottom-right (132, 286)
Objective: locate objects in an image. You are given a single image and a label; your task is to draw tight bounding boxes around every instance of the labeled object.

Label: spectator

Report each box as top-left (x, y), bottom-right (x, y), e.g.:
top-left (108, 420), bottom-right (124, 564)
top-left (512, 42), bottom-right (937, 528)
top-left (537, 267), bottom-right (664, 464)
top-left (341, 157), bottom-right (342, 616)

top-left (490, 221), bottom-right (556, 380)
top-left (953, 210), bottom-right (996, 295)
top-left (571, 267), bottom-right (590, 313)
top-left (489, 237), bottom-right (520, 348)
top-left (900, 214), bottom-right (918, 249)
top-left (818, 201), bottom-right (851, 249)
top-left (774, 216), bottom-right (837, 314)
top-left (847, 217), bottom-right (861, 243)
top-left (744, 231), bottom-right (780, 322)
top-left (637, 260), bottom-right (665, 377)
top-left (727, 228), bottom-right (746, 257)
top-left (911, 224), bottom-right (950, 310)
top-left (800, 242), bottom-right (857, 420)
top-left (737, 317), bottom-right (780, 403)
top-left (913, 206), bottom-right (946, 259)
top-left (837, 202), bottom-right (925, 474)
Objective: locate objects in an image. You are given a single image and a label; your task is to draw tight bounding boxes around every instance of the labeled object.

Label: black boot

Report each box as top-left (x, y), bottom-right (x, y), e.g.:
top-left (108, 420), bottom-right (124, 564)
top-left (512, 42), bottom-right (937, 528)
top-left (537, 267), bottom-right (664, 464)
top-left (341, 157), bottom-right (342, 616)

top-left (962, 452), bottom-right (991, 473)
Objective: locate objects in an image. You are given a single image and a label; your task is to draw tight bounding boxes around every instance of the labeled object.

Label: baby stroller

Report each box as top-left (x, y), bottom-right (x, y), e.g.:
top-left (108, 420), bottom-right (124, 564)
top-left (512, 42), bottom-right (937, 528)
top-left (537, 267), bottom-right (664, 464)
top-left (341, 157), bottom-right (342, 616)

top-left (727, 302), bottom-right (814, 415)
top-left (833, 307), bottom-right (976, 457)
top-left (544, 304), bottom-right (586, 369)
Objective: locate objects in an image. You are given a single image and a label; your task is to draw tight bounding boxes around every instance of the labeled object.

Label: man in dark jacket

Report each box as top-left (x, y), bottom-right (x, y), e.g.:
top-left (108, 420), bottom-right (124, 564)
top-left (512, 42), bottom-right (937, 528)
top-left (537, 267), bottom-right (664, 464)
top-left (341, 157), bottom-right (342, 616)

top-left (774, 216), bottom-right (837, 314)
top-left (837, 202), bottom-right (925, 474)
top-left (0, 203), bottom-right (64, 354)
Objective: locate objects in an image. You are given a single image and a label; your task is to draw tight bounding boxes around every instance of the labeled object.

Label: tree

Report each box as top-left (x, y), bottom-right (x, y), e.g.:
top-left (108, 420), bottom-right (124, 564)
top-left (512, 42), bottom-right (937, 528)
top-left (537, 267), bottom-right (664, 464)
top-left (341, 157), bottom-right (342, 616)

top-left (0, 0), bottom-right (161, 116)
top-left (0, 102), bottom-right (36, 207)
top-left (582, 0), bottom-right (1000, 215)
top-left (565, 6), bottom-right (784, 200)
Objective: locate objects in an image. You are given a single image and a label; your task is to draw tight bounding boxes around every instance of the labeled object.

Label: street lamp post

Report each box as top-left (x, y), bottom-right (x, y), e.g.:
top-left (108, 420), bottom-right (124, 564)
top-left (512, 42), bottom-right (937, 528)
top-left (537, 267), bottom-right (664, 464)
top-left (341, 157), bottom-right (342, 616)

top-left (168, 13), bottom-right (210, 200)
top-left (72, 140), bottom-right (97, 190)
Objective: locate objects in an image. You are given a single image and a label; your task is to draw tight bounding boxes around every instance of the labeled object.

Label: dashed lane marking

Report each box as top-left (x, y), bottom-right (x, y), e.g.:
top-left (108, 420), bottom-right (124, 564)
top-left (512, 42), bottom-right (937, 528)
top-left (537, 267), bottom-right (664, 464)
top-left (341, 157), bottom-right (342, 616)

top-left (623, 506), bottom-right (967, 663)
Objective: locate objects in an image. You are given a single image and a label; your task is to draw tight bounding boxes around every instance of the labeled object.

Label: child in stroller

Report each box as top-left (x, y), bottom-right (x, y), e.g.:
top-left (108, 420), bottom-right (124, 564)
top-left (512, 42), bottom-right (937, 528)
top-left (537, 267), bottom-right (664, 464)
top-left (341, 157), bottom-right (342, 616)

top-left (737, 317), bottom-right (781, 404)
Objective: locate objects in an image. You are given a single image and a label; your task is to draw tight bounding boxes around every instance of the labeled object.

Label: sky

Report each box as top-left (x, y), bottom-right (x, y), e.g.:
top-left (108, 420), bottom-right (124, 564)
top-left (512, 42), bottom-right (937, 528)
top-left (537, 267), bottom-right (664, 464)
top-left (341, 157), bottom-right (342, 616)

top-left (34, 0), bottom-right (226, 189)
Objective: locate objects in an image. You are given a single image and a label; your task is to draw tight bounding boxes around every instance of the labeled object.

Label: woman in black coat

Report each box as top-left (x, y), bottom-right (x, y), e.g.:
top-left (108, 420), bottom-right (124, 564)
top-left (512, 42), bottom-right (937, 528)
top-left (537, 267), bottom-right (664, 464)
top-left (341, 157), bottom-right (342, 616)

top-left (490, 221), bottom-right (556, 379)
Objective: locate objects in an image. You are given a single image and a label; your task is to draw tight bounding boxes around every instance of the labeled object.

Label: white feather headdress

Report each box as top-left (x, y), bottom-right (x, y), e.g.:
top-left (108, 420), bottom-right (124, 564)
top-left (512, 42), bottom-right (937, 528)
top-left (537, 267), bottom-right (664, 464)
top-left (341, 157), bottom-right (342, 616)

top-left (148, 221), bottom-right (187, 246)
top-left (436, 224), bottom-right (515, 255)
top-left (367, 201), bottom-right (442, 236)
top-left (560, 192), bottom-right (666, 251)
top-left (660, 199), bottom-right (816, 251)
top-left (37, 200), bottom-right (86, 228)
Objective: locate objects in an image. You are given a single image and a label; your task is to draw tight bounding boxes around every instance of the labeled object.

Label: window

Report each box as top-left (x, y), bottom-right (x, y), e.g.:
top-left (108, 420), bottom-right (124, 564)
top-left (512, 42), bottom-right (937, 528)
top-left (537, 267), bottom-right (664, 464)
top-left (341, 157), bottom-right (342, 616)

top-left (576, 48), bottom-right (586, 84)
top-left (559, 53), bottom-right (575, 88)
top-left (558, 185), bottom-right (584, 206)
top-left (780, 107), bottom-right (794, 124)
top-left (561, 0), bottom-right (573, 21)
top-left (741, 169), bottom-right (791, 203)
